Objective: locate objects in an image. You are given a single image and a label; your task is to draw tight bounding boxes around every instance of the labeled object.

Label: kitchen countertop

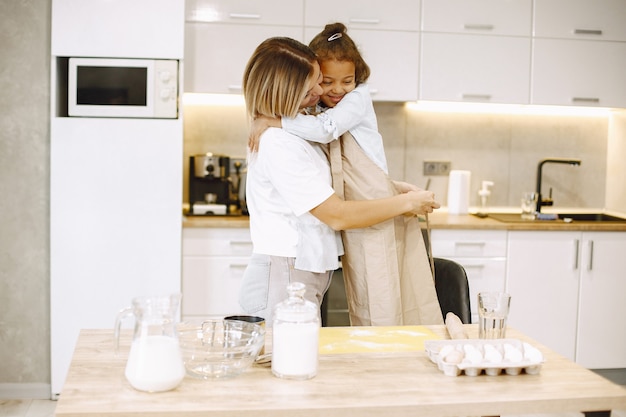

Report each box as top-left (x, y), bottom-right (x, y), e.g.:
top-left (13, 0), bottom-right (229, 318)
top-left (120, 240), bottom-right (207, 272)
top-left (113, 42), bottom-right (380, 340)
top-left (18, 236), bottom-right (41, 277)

top-left (183, 209), bottom-right (626, 231)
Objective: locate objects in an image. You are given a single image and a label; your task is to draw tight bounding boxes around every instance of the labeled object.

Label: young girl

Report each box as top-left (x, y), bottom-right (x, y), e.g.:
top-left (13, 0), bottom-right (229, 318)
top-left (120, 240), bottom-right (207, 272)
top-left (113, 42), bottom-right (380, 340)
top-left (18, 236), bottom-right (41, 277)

top-left (240, 36), bottom-right (439, 325)
top-left (250, 24), bottom-right (444, 327)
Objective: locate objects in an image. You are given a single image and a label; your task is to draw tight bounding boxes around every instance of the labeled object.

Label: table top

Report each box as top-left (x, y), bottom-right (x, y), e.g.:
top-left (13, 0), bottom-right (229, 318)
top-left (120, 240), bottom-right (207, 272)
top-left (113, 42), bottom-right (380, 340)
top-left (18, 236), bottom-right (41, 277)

top-left (55, 325), bottom-right (626, 417)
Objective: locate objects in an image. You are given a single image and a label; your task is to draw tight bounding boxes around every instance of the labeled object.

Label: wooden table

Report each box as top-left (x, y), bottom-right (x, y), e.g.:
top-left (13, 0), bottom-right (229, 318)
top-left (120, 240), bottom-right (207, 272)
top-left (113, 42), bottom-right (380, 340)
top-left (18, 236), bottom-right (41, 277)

top-left (55, 325), bottom-right (626, 417)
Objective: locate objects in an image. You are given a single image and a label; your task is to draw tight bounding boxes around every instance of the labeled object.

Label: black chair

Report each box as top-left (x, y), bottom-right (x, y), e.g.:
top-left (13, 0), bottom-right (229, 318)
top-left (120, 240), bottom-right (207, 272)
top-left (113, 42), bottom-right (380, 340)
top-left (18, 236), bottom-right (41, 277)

top-left (433, 257), bottom-right (472, 324)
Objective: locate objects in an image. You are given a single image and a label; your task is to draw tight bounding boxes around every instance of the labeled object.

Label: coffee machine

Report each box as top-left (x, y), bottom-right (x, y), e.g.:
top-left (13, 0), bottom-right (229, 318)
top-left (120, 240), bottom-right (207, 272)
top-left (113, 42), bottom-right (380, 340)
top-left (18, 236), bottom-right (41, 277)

top-left (188, 153), bottom-right (232, 215)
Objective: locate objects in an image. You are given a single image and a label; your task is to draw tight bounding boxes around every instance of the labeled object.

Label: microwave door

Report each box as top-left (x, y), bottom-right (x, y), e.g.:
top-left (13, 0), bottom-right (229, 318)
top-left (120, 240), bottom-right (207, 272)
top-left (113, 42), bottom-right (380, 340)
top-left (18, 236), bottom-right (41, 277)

top-left (68, 58), bottom-right (155, 118)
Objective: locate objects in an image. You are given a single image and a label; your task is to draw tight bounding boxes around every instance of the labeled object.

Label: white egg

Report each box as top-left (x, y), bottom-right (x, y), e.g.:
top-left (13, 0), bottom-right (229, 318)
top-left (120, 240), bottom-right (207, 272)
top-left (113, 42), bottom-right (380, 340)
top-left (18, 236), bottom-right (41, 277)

top-left (444, 349), bottom-right (465, 364)
top-left (484, 344), bottom-right (503, 363)
top-left (438, 344), bottom-right (455, 361)
top-left (503, 343), bottom-right (523, 362)
top-left (463, 344), bottom-right (483, 364)
top-left (523, 342), bottom-right (543, 362)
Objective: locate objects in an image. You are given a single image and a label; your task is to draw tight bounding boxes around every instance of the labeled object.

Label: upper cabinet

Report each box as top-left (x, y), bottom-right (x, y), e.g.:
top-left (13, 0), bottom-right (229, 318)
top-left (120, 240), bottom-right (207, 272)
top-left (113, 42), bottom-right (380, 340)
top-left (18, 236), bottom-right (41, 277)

top-left (422, 0), bottom-right (532, 36)
top-left (531, 0), bottom-right (626, 107)
top-left (531, 39), bottom-right (626, 108)
top-left (420, 0), bottom-right (532, 104)
top-left (184, 0), bottom-right (303, 94)
top-left (305, 0), bottom-right (420, 101)
top-left (186, 0), bottom-right (304, 26)
top-left (183, 0), bottom-right (626, 108)
top-left (420, 33), bottom-right (531, 104)
top-left (534, 0), bottom-right (626, 41)
top-left (52, 0), bottom-right (184, 59)
top-left (305, 0), bottom-right (420, 31)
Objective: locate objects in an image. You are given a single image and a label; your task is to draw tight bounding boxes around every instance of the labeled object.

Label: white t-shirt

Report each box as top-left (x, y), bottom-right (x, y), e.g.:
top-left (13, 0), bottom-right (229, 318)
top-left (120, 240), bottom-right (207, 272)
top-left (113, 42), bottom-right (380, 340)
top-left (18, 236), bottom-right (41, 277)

top-left (246, 127), bottom-right (343, 273)
top-left (281, 84), bottom-right (389, 173)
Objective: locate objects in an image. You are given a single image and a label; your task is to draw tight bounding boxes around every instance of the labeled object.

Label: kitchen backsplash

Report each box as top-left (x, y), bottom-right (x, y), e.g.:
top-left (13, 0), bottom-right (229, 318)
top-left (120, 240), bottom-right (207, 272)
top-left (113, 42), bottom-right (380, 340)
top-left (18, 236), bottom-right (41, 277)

top-left (184, 102), bottom-right (625, 211)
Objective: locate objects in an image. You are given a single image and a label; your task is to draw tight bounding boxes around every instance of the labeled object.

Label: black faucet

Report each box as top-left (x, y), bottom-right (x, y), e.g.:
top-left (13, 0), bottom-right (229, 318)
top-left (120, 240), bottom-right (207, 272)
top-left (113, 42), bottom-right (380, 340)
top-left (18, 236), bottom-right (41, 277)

top-left (535, 158), bottom-right (582, 213)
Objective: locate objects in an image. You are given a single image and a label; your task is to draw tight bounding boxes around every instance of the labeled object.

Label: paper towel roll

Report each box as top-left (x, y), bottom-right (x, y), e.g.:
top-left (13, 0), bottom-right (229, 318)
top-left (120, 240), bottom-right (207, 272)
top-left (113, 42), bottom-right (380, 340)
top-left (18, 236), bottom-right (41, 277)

top-left (447, 170), bottom-right (471, 214)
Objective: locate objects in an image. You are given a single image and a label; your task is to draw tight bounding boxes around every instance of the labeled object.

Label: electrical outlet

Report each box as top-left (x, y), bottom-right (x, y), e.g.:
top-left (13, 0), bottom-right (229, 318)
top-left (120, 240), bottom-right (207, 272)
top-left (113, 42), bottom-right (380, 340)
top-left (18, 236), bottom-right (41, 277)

top-left (423, 160), bottom-right (451, 176)
top-left (229, 157), bottom-right (246, 176)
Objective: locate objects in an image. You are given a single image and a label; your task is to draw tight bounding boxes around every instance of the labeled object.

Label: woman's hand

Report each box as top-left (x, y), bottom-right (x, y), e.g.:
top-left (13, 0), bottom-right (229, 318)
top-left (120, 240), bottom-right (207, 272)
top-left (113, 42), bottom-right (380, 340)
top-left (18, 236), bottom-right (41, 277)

top-left (404, 189), bottom-right (440, 215)
top-left (248, 115), bottom-right (282, 152)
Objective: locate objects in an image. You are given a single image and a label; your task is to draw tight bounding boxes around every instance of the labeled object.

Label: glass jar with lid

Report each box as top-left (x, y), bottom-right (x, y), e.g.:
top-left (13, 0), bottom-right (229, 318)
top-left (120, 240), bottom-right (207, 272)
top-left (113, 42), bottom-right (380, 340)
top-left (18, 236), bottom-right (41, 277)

top-left (271, 282), bottom-right (320, 380)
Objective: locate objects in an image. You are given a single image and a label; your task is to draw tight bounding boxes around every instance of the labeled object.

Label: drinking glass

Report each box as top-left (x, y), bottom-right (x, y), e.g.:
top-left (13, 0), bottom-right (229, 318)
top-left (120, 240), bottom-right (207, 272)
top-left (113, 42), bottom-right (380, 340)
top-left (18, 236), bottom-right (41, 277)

top-left (478, 292), bottom-right (511, 339)
top-left (521, 192), bottom-right (537, 219)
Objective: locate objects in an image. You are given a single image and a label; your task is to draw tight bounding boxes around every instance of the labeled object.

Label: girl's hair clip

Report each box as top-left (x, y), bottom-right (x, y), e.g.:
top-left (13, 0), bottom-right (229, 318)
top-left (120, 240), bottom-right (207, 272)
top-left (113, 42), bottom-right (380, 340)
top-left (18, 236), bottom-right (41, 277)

top-left (327, 33), bottom-right (342, 41)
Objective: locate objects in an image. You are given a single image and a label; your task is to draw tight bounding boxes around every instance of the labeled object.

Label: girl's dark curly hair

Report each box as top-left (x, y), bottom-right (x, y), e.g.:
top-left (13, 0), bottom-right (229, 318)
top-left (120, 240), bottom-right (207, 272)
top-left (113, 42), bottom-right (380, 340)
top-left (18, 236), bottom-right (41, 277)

top-left (308, 22), bottom-right (370, 85)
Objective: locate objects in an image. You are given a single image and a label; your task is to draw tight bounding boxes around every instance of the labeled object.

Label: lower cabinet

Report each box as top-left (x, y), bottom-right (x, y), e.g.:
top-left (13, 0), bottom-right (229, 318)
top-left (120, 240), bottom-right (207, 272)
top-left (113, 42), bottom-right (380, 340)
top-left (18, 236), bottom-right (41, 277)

top-left (430, 229), bottom-right (508, 323)
top-left (182, 227), bottom-right (252, 320)
top-left (506, 231), bottom-right (626, 368)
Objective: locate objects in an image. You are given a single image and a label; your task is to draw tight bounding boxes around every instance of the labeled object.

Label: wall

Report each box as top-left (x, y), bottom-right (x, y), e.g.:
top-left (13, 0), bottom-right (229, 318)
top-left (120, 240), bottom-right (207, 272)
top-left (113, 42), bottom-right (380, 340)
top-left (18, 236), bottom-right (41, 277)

top-left (607, 112), bottom-right (626, 211)
top-left (184, 101), bottom-right (616, 211)
top-left (0, 0), bottom-right (51, 398)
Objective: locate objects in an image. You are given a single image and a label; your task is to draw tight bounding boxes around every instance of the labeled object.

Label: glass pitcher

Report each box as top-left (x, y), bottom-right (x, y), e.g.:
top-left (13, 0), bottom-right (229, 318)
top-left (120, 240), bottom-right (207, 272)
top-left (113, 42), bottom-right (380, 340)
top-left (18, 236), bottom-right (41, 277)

top-left (114, 293), bottom-right (185, 392)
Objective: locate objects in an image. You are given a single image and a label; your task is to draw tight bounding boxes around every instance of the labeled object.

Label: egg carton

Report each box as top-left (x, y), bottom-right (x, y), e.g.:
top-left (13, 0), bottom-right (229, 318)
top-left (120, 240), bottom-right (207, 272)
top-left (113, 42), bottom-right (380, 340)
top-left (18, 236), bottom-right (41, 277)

top-left (424, 338), bottom-right (544, 377)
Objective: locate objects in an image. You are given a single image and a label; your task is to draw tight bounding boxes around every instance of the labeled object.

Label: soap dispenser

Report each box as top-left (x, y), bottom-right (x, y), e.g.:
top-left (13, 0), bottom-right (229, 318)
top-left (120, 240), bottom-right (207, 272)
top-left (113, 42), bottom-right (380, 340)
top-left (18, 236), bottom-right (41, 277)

top-left (477, 181), bottom-right (494, 217)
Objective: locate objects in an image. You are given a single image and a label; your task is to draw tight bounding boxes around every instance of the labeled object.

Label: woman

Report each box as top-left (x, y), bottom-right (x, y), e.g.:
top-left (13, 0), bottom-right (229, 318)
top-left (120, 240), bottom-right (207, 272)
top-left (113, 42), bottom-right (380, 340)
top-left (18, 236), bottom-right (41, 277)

top-left (239, 37), bottom-right (439, 325)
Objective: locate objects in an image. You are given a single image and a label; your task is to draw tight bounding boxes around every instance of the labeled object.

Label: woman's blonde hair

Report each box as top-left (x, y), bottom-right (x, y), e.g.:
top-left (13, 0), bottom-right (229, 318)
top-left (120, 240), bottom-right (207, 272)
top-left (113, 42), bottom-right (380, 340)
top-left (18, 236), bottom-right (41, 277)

top-left (309, 22), bottom-right (370, 85)
top-left (243, 37), bottom-right (318, 119)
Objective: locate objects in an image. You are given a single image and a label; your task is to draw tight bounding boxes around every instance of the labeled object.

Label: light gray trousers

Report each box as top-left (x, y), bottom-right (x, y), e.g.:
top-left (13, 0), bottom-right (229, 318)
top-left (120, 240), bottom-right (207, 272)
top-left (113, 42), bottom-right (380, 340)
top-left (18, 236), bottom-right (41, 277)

top-left (238, 254), bottom-right (333, 326)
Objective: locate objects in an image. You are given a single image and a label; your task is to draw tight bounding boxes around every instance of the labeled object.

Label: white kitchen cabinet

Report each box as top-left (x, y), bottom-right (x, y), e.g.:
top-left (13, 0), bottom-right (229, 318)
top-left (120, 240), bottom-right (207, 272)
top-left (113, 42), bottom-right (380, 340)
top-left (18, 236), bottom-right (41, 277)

top-left (534, 0), bottom-right (626, 41)
top-left (51, 0), bottom-right (184, 58)
top-left (531, 39), bottom-right (626, 108)
top-left (304, 0), bottom-right (420, 31)
top-left (575, 232), bottom-right (626, 368)
top-left (422, 0), bottom-right (532, 36)
top-left (184, 0), bottom-right (304, 94)
top-left (506, 231), bottom-right (579, 361)
top-left (506, 231), bottom-right (626, 368)
top-left (182, 227), bottom-right (252, 319)
top-left (420, 0), bottom-right (531, 104)
top-left (420, 33), bottom-right (531, 104)
top-left (430, 229), bottom-right (508, 323)
top-left (532, 0), bottom-right (626, 108)
top-left (186, 0), bottom-right (304, 26)
top-left (184, 23), bottom-right (303, 94)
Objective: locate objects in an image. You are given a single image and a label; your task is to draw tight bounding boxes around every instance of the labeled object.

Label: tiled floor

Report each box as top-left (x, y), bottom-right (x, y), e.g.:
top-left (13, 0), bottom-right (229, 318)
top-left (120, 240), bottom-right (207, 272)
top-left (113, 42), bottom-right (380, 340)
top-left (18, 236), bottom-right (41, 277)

top-left (0, 400), bottom-right (56, 417)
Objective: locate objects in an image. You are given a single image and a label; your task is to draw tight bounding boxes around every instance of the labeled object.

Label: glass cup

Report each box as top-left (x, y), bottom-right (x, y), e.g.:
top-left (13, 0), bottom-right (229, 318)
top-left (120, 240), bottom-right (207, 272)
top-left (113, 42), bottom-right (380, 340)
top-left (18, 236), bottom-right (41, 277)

top-left (224, 315), bottom-right (266, 355)
top-left (478, 292), bottom-right (511, 339)
top-left (521, 192), bottom-right (537, 220)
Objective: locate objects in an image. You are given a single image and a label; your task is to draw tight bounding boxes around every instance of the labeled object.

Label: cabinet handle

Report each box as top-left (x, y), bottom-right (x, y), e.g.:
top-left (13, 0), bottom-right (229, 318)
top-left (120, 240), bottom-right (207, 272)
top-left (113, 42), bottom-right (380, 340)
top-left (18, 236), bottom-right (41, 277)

top-left (573, 239), bottom-right (580, 270)
top-left (369, 88), bottom-right (379, 95)
top-left (349, 18), bottom-right (381, 25)
top-left (229, 240), bottom-right (252, 247)
top-left (463, 24), bottom-right (494, 31)
top-left (228, 85), bottom-right (243, 93)
top-left (229, 13), bottom-right (261, 20)
top-left (574, 29), bottom-right (603, 36)
top-left (587, 240), bottom-right (594, 271)
top-left (572, 97), bottom-right (600, 104)
top-left (454, 241), bottom-right (486, 246)
top-left (462, 94), bottom-right (492, 101)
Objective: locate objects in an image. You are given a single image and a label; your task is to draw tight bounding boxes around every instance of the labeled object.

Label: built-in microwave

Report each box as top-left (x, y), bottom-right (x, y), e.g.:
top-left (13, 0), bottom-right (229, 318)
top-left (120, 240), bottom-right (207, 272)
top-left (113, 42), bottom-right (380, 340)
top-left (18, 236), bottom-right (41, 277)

top-left (68, 58), bottom-right (178, 118)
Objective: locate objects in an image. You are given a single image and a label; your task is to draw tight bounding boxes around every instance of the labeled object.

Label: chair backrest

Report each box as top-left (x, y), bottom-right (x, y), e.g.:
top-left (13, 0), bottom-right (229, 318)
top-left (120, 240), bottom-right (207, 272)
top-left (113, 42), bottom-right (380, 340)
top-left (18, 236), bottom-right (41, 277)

top-left (433, 257), bottom-right (472, 324)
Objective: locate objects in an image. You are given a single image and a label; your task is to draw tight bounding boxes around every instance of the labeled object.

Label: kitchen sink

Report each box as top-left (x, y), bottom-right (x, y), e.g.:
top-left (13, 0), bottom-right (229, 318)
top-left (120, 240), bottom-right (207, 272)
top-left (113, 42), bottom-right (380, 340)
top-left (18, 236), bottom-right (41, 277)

top-left (557, 213), bottom-right (626, 222)
top-left (479, 212), bottom-right (626, 223)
